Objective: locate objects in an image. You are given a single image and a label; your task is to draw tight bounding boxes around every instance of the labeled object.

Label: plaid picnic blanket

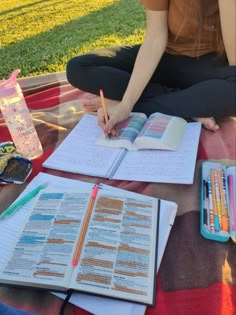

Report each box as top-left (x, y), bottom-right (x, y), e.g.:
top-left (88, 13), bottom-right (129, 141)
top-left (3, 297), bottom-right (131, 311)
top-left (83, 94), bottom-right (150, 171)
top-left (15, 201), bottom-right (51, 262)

top-left (0, 72), bottom-right (235, 315)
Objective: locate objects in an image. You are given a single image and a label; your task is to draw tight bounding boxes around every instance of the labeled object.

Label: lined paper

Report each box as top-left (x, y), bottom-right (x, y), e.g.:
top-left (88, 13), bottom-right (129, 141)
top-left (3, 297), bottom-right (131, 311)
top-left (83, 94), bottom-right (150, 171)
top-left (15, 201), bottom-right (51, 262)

top-left (114, 123), bottom-right (201, 184)
top-left (43, 115), bottom-right (123, 178)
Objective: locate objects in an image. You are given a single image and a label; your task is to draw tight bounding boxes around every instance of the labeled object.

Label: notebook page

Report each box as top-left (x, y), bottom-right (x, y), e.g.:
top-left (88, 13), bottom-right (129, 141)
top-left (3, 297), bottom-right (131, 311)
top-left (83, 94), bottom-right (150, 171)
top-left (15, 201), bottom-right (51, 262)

top-left (43, 114), bottom-right (123, 178)
top-left (0, 173), bottom-right (93, 271)
top-left (112, 122), bottom-right (201, 184)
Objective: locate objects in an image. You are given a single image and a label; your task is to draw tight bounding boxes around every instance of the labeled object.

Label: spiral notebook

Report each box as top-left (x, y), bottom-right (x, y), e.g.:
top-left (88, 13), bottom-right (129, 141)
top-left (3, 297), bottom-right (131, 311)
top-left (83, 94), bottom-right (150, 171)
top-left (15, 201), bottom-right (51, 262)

top-left (43, 114), bottom-right (201, 184)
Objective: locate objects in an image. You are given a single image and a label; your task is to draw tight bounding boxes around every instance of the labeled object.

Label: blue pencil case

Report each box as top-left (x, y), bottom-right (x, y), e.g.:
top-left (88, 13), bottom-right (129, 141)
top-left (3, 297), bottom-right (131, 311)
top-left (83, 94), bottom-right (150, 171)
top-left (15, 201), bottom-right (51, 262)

top-left (200, 161), bottom-right (236, 243)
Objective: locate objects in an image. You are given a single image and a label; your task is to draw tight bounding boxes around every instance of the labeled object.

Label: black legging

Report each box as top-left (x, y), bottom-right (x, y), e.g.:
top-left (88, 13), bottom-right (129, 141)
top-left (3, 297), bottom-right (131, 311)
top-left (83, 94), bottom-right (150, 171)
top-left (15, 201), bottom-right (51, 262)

top-left (66, 45), bottom-right (236, 118)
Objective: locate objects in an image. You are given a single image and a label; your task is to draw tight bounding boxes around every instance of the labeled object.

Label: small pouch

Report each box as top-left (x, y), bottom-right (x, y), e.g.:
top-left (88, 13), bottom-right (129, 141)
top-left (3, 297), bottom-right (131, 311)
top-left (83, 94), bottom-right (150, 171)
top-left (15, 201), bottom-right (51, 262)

top-left (0, 142), bottom-right (32, 184)
top-left (200, 161), bottom-right (236, 243)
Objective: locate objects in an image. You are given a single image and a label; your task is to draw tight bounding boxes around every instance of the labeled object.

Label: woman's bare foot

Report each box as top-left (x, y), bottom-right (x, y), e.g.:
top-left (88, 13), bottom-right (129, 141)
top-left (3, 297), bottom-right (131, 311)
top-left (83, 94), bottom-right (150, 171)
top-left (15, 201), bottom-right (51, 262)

top-left (193, 117), bottom-right (219, 131)
top-left (82, 97), bottom-right (101, 112)
top-left (82, 97), bottom-right (119, 112)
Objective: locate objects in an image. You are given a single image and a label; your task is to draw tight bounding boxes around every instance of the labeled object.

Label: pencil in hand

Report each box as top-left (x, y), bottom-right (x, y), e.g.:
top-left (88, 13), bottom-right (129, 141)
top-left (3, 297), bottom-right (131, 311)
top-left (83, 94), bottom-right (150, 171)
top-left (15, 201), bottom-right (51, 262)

top-left (99, 89), bottom-right (111, 138)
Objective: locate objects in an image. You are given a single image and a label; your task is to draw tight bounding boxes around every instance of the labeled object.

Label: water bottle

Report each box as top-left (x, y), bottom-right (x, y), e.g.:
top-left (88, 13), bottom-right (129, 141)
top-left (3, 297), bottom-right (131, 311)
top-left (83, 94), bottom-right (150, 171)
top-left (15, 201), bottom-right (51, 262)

top-left (0, 69), bottom-right (43, 160)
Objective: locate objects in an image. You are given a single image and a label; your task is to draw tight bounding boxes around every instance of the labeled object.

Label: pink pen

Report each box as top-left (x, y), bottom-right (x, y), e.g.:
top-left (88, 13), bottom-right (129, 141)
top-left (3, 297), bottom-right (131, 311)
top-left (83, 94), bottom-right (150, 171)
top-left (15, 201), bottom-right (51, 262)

top-left (228, 175), bottom-right (235, 231)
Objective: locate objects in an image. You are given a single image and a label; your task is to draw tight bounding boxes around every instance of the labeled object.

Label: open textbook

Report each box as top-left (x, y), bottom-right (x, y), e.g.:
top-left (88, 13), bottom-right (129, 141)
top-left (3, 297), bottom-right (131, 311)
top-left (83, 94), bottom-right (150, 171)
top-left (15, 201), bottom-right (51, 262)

top-left (97, 112), bottom-right (187, 151)
top-left (0, 173), bottom-right (178, 306)
top-left (43, 114), bottom-right (202, 184)
top-left (0, 172), bottom-right (177, 314)
top-left (54, 189), bottom-right (177, 315)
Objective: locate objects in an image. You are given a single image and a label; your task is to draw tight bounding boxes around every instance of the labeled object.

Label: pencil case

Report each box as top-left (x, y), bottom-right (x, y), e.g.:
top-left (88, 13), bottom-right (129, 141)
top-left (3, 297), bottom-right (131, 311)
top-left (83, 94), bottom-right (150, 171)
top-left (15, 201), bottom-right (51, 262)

top-left (200, 161), bottom-right (236, 243)
top-left (0, 142), bottom-right (33, 184)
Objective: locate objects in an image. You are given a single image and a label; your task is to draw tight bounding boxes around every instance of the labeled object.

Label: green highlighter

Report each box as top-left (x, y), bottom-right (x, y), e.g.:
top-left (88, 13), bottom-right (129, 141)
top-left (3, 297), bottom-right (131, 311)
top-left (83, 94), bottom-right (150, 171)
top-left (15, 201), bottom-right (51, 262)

top-left (0, 183), bottom-right (47, 219)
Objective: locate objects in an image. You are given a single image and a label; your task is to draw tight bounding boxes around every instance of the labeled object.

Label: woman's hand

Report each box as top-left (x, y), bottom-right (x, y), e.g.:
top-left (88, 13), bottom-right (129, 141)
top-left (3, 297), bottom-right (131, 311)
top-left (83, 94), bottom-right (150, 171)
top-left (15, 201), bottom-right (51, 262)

top-left (97, 102), bottom-right (131, 136)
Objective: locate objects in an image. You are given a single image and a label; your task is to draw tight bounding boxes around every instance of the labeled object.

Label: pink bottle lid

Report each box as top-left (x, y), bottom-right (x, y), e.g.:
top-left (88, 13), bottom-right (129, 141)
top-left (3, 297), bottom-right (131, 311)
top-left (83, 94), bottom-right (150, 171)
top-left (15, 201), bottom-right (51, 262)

top-left (0, 69), bottom-right (20, 97)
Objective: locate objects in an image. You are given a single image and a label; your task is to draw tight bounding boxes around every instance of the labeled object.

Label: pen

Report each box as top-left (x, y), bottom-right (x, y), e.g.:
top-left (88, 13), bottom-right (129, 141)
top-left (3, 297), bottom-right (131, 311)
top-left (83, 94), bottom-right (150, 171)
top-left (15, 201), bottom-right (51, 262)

top-left (228, 174), bottom-right (236, 231)
top-left (0, 183), bottom-right (47, 220)
top-left (100, 89), bottom-right (111, 138)
top-left (213, 170), bottom-right (222, 229)
top-left (72, 184), bottom-right (99, 266)
top-left (206, 177), bottom-right (215, 232)
top-left (209, 171), bottom-right (220, 231)
top-left (203, 180), bottom-right (208, 230)
top-left (218, 170), bottom-right (229, 232)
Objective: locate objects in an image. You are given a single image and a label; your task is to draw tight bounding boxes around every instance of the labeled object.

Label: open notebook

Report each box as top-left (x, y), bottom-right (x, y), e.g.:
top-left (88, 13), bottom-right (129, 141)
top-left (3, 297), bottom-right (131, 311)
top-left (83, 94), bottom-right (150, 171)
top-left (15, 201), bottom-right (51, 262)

top-left (43, 114), bottom-right (201, 184)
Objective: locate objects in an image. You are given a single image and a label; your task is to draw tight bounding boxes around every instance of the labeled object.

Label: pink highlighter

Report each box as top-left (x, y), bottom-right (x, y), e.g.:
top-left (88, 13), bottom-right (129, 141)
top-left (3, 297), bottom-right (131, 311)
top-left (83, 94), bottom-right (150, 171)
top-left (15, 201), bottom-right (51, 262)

top-left (228, 174), bottom-right (236, 231)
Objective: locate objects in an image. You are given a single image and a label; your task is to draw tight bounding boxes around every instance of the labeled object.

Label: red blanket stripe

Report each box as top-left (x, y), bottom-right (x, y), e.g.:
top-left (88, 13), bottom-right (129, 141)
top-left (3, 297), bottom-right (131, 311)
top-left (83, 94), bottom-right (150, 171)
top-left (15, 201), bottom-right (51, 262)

top-left (146, 280), bottom-right (235, 315)
top-left (25, 86), bottom-right (62, 109)
top-left (74, 281), bottom-right (235, 315)
top-left (24, 85), bottom-right (93, 110)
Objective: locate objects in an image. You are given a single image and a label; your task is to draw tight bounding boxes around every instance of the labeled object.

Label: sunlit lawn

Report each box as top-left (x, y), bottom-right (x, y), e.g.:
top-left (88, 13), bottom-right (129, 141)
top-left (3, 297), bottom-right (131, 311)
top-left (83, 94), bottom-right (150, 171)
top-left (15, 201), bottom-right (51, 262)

top-left (0, 0), bottom-right (145, 79)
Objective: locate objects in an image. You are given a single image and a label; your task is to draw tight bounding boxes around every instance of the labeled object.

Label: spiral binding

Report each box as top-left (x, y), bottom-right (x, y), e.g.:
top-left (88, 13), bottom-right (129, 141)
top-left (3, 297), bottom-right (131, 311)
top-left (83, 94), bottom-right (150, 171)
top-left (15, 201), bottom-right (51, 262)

top-left (106, 148), bottom-right (127, 179)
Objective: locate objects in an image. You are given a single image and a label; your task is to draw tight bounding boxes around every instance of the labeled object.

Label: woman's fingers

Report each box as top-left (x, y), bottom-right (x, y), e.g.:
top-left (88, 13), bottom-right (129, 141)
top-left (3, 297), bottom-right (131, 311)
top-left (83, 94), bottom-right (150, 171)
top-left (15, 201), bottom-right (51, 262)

top-left (98, 102), bottom-right (131, 137)
top-left (97, 108), bottom-right (117, 136)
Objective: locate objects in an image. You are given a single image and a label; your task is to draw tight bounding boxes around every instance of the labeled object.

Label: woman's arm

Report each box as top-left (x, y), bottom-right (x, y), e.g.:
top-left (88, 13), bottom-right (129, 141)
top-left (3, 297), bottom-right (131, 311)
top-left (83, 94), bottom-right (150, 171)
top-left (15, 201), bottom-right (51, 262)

top-left (99, 9), bottom-right (168, 134)
top-left (121, 9), bottom-right (168, 111)
top-left (218, 0), bottom-right (236, 65)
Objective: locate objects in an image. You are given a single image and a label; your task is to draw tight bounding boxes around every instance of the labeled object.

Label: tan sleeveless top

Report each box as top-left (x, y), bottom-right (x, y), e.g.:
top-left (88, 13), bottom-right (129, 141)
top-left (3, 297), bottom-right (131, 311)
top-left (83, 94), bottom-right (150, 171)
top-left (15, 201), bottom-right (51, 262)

top-left (140, 0), bottom-right (224, 57)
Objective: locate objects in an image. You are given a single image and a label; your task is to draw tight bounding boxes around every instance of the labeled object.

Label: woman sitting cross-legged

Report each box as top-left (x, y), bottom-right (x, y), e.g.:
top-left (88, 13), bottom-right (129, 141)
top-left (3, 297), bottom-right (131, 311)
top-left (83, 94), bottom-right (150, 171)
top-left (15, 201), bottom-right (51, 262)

top-left (66, 0), bottom-right (236, 136)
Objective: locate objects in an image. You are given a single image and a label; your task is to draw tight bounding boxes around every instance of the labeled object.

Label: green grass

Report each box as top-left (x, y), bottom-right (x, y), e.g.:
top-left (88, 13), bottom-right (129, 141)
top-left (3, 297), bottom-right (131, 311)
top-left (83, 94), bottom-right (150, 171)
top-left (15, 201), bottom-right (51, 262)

top-left (0, 0), bottom-right (145, 80)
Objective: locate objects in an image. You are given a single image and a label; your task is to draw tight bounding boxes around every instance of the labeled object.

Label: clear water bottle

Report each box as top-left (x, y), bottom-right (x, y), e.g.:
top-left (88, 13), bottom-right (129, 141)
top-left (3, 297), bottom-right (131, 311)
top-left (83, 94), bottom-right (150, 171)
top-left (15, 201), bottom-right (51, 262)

top-left (0, 69), bottom-right (43, 160)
